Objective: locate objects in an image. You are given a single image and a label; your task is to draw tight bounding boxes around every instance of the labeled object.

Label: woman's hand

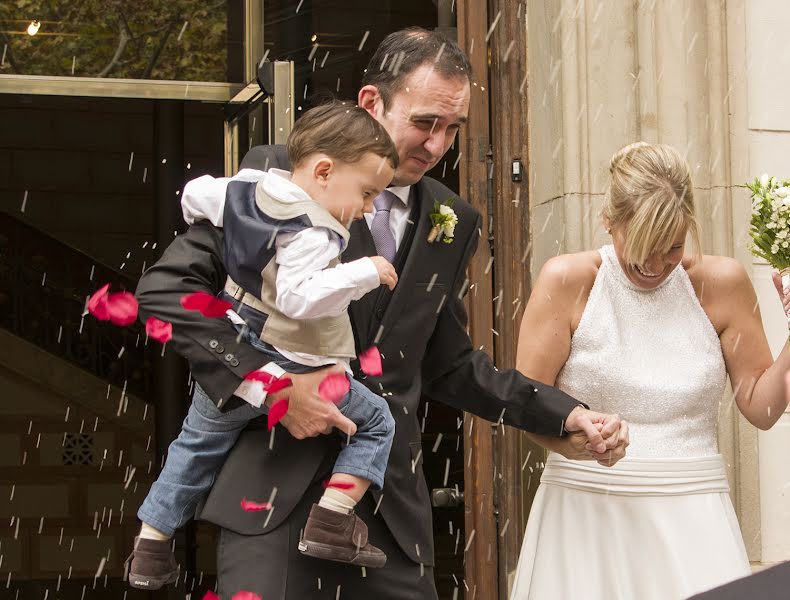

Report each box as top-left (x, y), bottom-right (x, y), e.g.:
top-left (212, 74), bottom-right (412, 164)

top-left (536, 420), bottom-right (629, 467)
top-left (771, 270), bottom-right (790, 316)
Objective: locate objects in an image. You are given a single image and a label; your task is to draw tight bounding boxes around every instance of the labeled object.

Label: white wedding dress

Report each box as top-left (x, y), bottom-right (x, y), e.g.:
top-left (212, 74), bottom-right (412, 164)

top-left (510, 245), bottom-right (750, 600)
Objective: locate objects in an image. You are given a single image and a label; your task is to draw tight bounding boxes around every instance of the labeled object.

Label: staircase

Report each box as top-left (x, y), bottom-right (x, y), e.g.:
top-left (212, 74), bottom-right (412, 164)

top-left (0, 211), bottom-right (153, 400)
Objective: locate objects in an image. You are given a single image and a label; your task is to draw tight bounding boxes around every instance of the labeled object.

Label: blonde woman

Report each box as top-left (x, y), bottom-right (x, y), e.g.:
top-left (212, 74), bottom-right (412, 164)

top-left (510, 142), bottom-right (790, 599)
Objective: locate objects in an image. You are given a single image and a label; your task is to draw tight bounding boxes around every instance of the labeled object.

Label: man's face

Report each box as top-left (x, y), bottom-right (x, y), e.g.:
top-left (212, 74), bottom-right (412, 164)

top-left (360, 65), bottom-right (470, 186)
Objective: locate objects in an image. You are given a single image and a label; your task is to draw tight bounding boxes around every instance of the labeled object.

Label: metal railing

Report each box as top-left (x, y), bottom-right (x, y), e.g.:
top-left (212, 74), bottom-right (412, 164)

top-left (0, 211), bottom-right (153, 399)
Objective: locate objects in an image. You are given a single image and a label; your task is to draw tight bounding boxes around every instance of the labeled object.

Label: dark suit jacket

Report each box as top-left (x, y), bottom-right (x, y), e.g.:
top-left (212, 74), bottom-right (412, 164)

top-left (135, 145), bottom-right (582, 566)
top-left (687, 561), bottom-right (790, 599)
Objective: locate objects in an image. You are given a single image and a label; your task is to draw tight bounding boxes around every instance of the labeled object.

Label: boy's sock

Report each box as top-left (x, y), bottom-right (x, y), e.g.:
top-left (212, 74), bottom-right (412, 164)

top-left (317, 487), bottom-right (357, 514)
top-left (139, 522), bottom-right (171, 541)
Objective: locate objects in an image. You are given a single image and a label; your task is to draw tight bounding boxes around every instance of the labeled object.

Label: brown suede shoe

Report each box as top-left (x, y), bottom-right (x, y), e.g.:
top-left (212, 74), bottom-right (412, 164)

top-left (126, 536), bottom-right (179, 590)
top-left (298, 504), bottom-right (387, 568)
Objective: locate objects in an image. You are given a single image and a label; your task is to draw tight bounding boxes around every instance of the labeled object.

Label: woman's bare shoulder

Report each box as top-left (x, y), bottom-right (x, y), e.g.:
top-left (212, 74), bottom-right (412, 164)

top-left (684, 254), bottom-right (750, 291)
top-left (538, 251), bottom-right (601, 289)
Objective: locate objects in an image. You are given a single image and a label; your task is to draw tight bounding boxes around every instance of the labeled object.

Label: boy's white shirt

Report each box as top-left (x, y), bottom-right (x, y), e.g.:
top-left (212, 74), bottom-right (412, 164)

top-left (181, 168), bottom-right (381, 407)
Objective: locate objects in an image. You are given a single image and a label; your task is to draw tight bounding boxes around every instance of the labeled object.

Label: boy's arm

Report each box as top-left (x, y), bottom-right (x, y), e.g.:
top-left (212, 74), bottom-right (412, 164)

top-left (181, 168), bottom-right (266, 227)
top-left (275, 228), bottom-right (381, 320)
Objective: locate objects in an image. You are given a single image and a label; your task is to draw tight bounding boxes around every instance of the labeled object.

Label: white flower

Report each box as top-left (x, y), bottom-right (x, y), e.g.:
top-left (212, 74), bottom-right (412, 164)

top-left (438, 204), bottom-right (454, 217)
top-left (777, 229), bottom-right (788, 239)
top-left (761, 173), bottom-right (770, 189)
top-left (771, 244), bottom-right (779, 254)
top-left (443, 220), bottom-right (456, 238)
top-left (777, 187), bottom-right (790, 198)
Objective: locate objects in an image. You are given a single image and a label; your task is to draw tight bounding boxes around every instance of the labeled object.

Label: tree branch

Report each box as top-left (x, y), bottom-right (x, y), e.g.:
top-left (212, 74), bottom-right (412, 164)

top-left (141, 16), bottom-right (179, 79)
top-left (0, 31), bottom-right (21, 74)
top-left (95, 21), bottom-right (131, 78)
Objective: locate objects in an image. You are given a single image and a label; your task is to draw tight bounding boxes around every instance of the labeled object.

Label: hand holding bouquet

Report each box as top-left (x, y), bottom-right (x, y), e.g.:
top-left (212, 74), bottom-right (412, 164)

top-left (746, 173), bottom-right (790, 321)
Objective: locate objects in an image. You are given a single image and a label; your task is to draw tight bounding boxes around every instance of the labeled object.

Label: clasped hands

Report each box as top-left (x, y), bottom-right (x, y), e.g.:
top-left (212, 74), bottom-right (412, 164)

top-left (562, 406), bottom-right (630, 467)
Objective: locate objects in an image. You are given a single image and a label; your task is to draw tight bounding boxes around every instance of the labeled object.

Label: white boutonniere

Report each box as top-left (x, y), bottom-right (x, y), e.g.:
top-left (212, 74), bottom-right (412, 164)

top-left (428, 199), bottom-right (458, 244)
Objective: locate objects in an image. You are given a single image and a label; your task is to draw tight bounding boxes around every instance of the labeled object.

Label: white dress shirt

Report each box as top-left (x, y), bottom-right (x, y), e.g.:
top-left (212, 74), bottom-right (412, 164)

top-left (181, 168), bottom-right (383, 407)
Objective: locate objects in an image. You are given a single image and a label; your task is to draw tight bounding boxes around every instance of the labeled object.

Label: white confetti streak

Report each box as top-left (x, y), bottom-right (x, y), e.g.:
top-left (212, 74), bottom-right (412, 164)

top-left (485, 11), bottom-right (502, 43)
top-left (358, 30), bottom-right (370, 51)
top-left (177, 21), bottom-right (189, 42)
top-left (94, 557), bottom-right (106, 579)
top-left (20, 190), bottom-right (28, 212)
top-left (258, 49), bottom-right (271, 68)
top-left (463, 528), bottom-right (476, 553)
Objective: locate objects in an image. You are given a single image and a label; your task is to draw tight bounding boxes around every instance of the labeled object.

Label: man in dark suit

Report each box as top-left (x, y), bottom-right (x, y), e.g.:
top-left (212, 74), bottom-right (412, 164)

top-left (136, 27), bottom-right (628, 599)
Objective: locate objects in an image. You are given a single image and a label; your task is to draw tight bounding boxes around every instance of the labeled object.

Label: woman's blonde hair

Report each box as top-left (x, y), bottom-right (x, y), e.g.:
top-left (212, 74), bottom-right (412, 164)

top-left (603, 142), bottom-right (701, 266)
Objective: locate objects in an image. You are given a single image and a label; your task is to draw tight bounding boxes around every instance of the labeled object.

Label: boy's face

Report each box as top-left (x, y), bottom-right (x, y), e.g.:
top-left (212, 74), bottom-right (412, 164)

top-left (320, 152), bottom-right (395, 226)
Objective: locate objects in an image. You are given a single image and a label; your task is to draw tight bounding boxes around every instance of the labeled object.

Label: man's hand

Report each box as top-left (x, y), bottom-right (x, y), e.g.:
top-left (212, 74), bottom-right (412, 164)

top-left (553, 420), bottom-right (629, 467)
top-left (564, 406), bottom-right (621, 454)
top-left (266, 365), bottom-right (357, 439)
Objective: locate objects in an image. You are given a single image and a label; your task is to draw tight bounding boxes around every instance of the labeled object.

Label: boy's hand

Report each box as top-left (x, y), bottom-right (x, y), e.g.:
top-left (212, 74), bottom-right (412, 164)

top-left (370, 256), bottom-right (398, 290)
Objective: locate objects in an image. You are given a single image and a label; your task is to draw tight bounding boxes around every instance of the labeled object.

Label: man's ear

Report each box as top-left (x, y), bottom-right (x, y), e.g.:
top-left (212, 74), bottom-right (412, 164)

top-left (312, 156), bottom-right (334, 185)
top-left (358, 85), bottom-right (382, 119)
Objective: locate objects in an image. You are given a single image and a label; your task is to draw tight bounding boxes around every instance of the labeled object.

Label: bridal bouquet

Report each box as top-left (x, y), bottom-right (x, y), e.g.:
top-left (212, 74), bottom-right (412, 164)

top-left (747, 173), bottom-right (790, 280)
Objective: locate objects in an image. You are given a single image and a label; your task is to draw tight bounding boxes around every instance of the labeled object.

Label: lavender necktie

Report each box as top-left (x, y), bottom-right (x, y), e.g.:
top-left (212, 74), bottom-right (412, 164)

top-left (370, 190), bottom-right (397, 263)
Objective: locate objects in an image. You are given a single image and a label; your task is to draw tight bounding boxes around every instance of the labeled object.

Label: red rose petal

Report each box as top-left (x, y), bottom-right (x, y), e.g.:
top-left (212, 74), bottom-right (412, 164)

top-left (180, 291), bottom-right (213, 311)
top-left (318, 373), bottom-right (350, 404)
top-left (240, 497), bottom-right (272, 512)
top-left (87, 283), bottom-right (111, 321)
top-left (145, 316), bottom-right (173, 343)
top-left (244, 371), bottom-right (293, 394)
top-left (106, 291), bottom-right (138, 326)
top-left (267, 398), bottom-right (289, 431)
top-left (322, 480), bottom-right (355, 490)
top-left (202, 592), bottom-right (220, 600)
top-left (359, 346), bottom-right (383, 376)
top-left (231, 592), bottom-right (262, 600)
top-left (180, 291), bottom-right (232, 318)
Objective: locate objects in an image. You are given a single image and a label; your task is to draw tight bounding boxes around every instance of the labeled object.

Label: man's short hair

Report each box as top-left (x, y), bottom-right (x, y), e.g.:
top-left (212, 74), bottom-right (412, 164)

top-left (361, 27), bottom-right (473, 110)
top-left (287, 100), bottom-right (399, 169)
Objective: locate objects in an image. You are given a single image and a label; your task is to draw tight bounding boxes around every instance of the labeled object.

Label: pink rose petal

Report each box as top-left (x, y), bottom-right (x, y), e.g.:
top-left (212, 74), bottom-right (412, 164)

top-left (244, 371), bottom-right (293, 394)
top-left (267, 398), bottom-right (289, 431)
top-left (202, 592), bottom-right (220, 600)
top-left (87, 283), bottom-right (111, 321)
top-left (231, 592), bottom-right (262, 600)
top-left (240, 497), bottom-right (272, 512)
top-left (180, 292), bottom-right (232, 318)
top-left (318, 373), bottom-right (350, 404)
top-left (145, 316), bottom-right (173, 343)
top-left (322, 480), bottom-right (355, 490)
top-left (359, 346), bottom-right (383, 376)
top-left (106, 291), bottom-right (138, 326)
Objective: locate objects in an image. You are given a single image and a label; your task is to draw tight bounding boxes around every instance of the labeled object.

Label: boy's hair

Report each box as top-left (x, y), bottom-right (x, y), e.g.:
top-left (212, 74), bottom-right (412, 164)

top-left (286, 101), bottom-right (399, 170)
top-left (361, 27), bottom-right (473, 110)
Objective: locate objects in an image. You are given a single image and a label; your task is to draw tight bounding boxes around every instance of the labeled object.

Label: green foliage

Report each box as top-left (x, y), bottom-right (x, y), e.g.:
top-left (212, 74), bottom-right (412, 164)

top-left (0, 0), bottom-right (229, 81)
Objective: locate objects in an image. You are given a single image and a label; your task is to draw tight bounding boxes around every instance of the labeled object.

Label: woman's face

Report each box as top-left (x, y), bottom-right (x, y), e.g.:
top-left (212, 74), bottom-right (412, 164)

top-left (609, 224), bottom-right (687, 289)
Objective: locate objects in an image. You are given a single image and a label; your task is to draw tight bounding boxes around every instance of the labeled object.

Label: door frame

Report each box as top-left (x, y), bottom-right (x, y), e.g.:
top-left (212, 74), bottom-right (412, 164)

top-left (458, 0), bottom-right (539, 597)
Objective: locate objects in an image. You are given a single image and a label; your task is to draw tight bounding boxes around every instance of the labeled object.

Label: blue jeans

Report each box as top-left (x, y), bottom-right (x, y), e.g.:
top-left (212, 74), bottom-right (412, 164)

top-left (137, 329), bottom-right (395, 536)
